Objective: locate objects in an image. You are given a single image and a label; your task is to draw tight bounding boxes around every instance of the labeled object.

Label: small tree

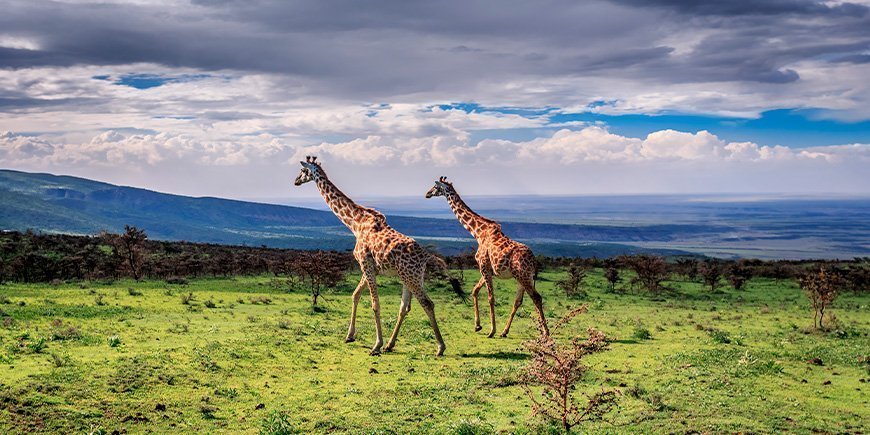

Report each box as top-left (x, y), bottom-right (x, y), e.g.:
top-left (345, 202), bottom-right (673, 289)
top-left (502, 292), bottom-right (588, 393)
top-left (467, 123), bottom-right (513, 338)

top-left (289, 251), bottom-right (352, 307)
top-left (522, 305), bottom-right (619, 433)
top-left (727, 261), bottom-right (753, 290)
top-left (626, 255), bottom-right (669, 293)
top-left (557, 265), bottom-right (587, 298)
top-left (674, 258), bottom-right (699, 282)
top-left (698, 260), bottom-right (723, 292)
top-left (799, 268), bottom-right (843, 329)
top-left (115, 226), bottom-right (147, 280)
top-left (603, 265), bottom-right (621, 293)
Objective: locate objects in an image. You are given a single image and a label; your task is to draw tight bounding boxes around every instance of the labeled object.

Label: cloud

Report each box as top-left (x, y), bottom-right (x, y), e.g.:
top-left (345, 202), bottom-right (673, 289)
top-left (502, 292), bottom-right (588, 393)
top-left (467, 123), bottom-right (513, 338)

top-left (0, 0), bottom-right (868, 117)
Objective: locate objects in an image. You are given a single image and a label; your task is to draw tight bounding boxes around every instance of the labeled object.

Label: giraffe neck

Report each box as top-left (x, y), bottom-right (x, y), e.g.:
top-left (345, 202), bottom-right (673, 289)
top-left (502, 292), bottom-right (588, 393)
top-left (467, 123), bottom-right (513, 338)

top-left (315, 176), bottom-right (370, 231)
top-left (445, 189), bottom-right (493, 240)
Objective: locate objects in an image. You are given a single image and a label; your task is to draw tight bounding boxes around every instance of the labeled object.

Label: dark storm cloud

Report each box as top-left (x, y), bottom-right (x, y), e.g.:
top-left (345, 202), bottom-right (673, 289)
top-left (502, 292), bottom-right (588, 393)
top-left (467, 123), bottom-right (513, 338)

top-left (612, 0), bottom-right (867, 16)
top-left (0, 0), bottom-right (868, 101)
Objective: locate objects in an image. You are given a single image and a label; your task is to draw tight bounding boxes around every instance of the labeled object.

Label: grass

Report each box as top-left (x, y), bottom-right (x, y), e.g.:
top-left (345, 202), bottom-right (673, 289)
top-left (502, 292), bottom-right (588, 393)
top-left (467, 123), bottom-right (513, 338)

top-left (0, 270), bottom-right (867, 433)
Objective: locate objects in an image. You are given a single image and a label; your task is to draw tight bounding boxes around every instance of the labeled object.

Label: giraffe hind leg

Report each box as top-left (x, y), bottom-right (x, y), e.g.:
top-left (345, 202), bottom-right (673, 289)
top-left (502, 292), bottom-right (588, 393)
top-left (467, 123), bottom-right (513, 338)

top-left (408, 282), bottom-right (446, 356)
top-left (500, 280), bottom-right (525, 337)
top-left (470, 277), bottom-right (485, 332)
top-left (384, 285), bottom-right (411, 352)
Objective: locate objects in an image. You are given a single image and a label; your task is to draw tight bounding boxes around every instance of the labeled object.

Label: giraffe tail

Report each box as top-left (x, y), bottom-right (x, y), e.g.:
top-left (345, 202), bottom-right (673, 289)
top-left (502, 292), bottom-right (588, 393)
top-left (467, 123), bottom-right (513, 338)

top-left (427, 254), bottom-right (468, 302)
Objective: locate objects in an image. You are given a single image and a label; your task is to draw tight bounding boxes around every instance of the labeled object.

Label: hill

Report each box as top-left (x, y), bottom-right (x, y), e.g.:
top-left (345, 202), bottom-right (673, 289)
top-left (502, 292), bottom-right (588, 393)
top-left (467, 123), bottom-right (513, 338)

top-left (0, 169), bottom-right (692, 257)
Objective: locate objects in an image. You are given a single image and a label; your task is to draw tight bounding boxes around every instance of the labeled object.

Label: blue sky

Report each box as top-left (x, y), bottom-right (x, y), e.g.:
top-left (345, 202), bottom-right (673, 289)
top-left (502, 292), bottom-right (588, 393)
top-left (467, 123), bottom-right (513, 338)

top-left (446, 104), bottom-right (870, 148)
top-left (0, 0), bottom-right (869, 198)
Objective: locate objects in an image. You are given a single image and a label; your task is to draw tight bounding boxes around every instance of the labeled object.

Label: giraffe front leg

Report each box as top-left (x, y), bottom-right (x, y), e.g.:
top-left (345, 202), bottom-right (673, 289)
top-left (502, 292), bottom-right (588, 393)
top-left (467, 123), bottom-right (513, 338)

top-left (483, 272), bottom-right (496, 338)
top-left (345, 278), bottom-right (366, 343)
top-left (470, 277), bottom-right (485, 332)
top-left (362, 263), bottom-right (383, 356)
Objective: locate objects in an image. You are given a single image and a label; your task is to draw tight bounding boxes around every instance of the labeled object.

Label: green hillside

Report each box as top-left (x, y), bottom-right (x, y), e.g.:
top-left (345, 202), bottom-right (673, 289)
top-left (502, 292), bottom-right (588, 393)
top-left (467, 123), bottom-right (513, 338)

top-left (0, 169), bottom-right (692, 257)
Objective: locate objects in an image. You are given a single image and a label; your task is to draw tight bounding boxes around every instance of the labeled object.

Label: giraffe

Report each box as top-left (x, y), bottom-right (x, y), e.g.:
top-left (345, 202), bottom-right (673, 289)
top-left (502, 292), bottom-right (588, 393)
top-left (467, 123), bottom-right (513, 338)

top-left (294, 156), bottom-right (446, 356)
top-left (426, 176), bottom-right (549, 338)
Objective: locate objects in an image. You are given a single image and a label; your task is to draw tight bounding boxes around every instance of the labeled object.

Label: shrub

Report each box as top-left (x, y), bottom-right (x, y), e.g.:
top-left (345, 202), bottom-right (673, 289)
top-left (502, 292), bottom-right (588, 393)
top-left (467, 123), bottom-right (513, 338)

top-left (521, 305), bottom-right (619, 433)
top-left (203, 299), bottom-right (217, 309)
top-left (49, 319), bottom-right (81, 341)
top-left (27, 337), bottom-right (47, 354)
top-left (727, 261), bottom-right (753, 290)
top-left (94, 294), bottom-right (106, 306)
top-left (49, 352), bottom-right (69, 368)
top-left (250, 296), bottom-right (272, 305)
top-left (603, 265), bottom-right (621, 293)
top-left (260, 410), bottom-right (299, 435)
top-left (799, 268), bottom-right (844, 330)
top-left (449, 418), bottom-right (495, 435)
top-left (127, 287), bottom-right (143, 296)
top-left (624, 255), bottom-right (669, 293)
top-left (108, 335), bottom-right (122, 347)
top-left (557, 265), bottom-right (587, 298)
top-left (632, 326), bottom-right (652, 341)
top-left (180, 292), bottom-right (195, 305)
top-left (166, 277), bottom-right (189, 285)
top-left (707, 328), bottom-right (731, 344)
top-left (698, 260), bottom-right (723, 292)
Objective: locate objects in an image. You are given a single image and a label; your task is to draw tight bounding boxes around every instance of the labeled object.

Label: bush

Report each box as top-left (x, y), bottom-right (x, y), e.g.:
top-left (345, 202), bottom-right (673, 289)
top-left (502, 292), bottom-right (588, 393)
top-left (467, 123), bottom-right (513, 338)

top-left (127, 287), bottom-right (143, 296)
top-left (49, 319), bottom-right (81, 341)
top-left (707, 328), bottom-right (731, 344)
top-left (632, 326), bottom-right (652, 341)
top-left (521, 305), bottom-right (619, 433)
top-left (799, 268), bottom-right (844, 330)
top-left (108, 335), bottom-right (122, 347)
top-left (557, 265), bottom-right (587, 298)
top-left (624, 255), bottom-right (669, 293)
top-left (180, 292), bottom-right (195, 305)
top-left (166, 277), bottom-right (189, 285)
top-left (260, 410), bottom-right (299, 435)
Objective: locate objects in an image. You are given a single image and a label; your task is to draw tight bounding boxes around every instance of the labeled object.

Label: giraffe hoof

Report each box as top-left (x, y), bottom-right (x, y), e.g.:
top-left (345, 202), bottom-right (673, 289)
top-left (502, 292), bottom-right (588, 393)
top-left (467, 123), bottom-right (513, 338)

top-left (345, 337), bottom-right (356, 343)
top-left (499, 332), bottom-right (508, 338)
top-left (383, 345), bottom-right (394, 352)
top-left (436, 346), bottom-right (446, 357)
top-left (474, 325), bottom-right (483, 332)
top-left (369, 349), bottom-right (381, 356)
top-left (486, 332), bottom-right (495, 338)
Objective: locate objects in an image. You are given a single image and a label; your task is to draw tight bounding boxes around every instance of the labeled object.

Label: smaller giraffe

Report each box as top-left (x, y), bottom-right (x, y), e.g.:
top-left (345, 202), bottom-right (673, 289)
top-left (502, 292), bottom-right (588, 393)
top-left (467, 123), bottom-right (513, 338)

top-left (295, 156), bottom-right (446, 356)
top-left (426, 177), bottom-right (549, 337)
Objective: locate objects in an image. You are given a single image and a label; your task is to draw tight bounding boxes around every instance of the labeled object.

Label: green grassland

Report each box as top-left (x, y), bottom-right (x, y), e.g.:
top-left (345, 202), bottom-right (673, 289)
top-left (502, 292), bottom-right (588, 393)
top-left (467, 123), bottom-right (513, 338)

top-left (0, 270), bottom-right (867, 434)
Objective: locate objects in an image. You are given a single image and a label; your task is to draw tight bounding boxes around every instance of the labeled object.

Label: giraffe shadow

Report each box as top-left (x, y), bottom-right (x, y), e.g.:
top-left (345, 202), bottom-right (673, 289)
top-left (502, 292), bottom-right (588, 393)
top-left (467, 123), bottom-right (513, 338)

top-left (459, 351), bottom-right (528, 360)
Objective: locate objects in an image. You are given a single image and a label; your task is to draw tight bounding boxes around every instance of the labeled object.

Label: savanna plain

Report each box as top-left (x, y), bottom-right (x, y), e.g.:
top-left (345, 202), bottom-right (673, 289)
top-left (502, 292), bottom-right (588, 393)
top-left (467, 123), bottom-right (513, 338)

top-left (1, 269), bottom-right (867, 434)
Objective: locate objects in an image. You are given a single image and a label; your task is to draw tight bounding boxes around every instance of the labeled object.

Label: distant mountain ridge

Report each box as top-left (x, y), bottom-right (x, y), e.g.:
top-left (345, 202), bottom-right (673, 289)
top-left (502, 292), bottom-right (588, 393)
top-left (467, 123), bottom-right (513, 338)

top-left (0, 169), bottom-right (694, 257)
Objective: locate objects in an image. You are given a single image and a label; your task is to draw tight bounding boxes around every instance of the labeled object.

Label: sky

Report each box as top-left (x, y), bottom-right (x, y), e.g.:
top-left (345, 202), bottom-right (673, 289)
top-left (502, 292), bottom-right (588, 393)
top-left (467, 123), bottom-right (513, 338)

top-left (1, 0), bottom-right (869, 200)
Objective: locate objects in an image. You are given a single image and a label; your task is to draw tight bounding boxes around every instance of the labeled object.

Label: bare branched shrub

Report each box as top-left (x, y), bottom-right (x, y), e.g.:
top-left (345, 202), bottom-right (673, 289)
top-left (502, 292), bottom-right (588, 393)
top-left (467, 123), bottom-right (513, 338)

top-left (799, 268), bottom-right (844, 330)
top-left (521, 304), bottom-right (619, 433)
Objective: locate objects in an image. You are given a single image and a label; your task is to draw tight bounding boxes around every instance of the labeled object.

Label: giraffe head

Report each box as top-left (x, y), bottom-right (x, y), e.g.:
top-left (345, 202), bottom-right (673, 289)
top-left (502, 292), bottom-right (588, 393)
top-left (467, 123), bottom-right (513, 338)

top-left (425, 176), bottom-right (454, 199)
top-left (294, 155), bottom-right (324, 186)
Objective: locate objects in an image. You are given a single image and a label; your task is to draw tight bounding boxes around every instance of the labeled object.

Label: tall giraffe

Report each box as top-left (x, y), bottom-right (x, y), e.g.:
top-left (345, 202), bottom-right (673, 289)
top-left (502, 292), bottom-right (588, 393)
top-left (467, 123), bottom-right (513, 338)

top-left (426, 177), bottom-right (548, 337)
top-left (294, 156), bottom-right (446, 356)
